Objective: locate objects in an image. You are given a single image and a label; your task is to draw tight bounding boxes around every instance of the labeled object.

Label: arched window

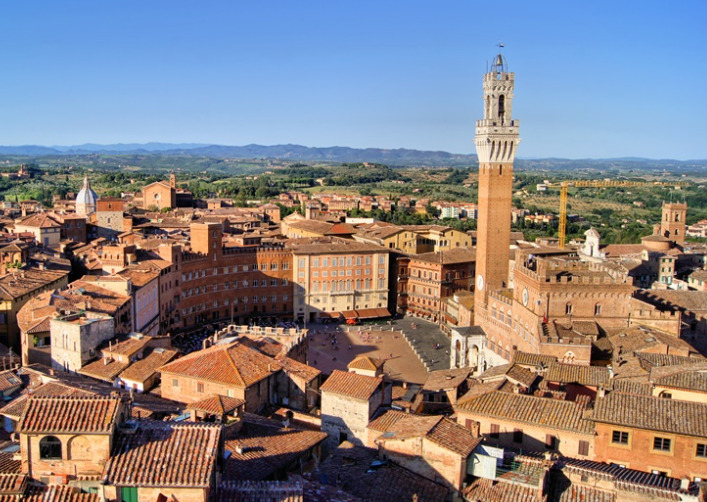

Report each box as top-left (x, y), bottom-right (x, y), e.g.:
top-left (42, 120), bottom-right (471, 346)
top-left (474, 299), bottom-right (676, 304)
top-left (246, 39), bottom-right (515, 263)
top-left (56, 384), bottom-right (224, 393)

top-left (498, 95), bottom-right (505, 121)
top-left (39, 436), bottom-right (62, 460)
top-left (565, 303), bottom-right (573, 315)
top-left (675, 214), bottom-right (680, 222)
top-left (594, 303), bottom-right (602, 316)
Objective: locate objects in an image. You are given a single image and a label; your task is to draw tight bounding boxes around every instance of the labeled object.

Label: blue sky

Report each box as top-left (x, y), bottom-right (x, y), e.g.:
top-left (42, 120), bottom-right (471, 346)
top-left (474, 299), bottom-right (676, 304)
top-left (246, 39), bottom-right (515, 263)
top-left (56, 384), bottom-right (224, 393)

top-left (0, 1), bottom-right (705, 159)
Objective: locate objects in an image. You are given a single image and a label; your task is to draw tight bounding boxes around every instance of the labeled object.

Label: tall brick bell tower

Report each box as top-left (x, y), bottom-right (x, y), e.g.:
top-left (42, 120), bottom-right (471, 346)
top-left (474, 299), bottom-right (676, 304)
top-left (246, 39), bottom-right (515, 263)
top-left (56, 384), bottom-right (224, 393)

top-left (474, 51), bottom-right (520, 313)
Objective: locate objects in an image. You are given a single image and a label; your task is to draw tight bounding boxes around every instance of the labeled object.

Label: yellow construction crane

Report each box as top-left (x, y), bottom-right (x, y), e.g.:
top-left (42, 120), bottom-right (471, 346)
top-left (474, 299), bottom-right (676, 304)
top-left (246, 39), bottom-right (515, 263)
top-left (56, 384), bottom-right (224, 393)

top-left (543, 180), bottom-right (687, 249)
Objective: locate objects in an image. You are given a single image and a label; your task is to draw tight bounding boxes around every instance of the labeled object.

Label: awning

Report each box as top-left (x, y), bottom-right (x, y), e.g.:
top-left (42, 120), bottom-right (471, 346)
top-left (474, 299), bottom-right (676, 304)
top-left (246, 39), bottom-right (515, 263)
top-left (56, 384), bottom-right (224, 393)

top-left (342, 310), bottom-right (357, 319)
top-left (320, 311), bottom-right (342, 319)
top-left (356, 309), bottom-right (380, 319)
top-left (375, 308), bottom-right (391, 318)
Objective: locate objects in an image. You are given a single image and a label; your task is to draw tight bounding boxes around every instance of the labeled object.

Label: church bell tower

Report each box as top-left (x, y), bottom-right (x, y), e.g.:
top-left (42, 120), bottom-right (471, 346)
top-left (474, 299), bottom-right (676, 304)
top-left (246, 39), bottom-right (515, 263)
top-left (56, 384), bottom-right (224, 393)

top-left (474, 51), bottom-right (520, 311)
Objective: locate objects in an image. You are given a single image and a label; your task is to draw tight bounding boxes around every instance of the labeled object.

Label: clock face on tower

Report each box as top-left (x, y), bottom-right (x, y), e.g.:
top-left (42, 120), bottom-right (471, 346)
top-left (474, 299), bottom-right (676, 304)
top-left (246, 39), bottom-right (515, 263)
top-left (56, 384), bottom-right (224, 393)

top-left (522, 287), bottom-right (529, 307)
top-left (476, 274), bottom-right (484, 291)
top-left (154, 192), bottom-right (161, 200)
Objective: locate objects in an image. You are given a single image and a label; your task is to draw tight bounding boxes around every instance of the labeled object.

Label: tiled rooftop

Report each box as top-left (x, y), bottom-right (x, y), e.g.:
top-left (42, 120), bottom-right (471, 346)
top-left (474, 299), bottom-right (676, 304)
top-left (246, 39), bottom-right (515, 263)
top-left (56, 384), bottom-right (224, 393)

top-left (159, 340), bottom-right (281, 388)
top-left (104, 420), bottom-right (221, 488)
top-left (77, 358), bottom-right (129, 383)
top-left (462, 478), bottom-right (544, 502)
top-left (347, 355), bottom-right (385, 372)
top-left (513, 351), bottom-right (558, 369)
top-left (275, 355), bottom-right (321, 383)
top-left (314, 442), bottom-right (448, 502)
top-left (457, 391), bottom-right (594, 434)
top-left (590, 392), bottom-right (707, 436)
top-left (117, 348), bottom-right (177, 383)
top-left (0, 485), bottom-right (99, 501)
top-left (19, 395), bottom-right (122, 434)
top-left (422, 367), bottom-right (471, 391)
top-left (369, 409), bottom-right (480, 457)
top-left (189, 394), bottom-right (245, 415)
top-left (320, 370), bottom-right (383, 401)
top-left (218, 480), bottom-right (362, 502)
top-left (545, 363), bottom-right (611, 387)
top-left (224, 420), bottom-right (327, 481)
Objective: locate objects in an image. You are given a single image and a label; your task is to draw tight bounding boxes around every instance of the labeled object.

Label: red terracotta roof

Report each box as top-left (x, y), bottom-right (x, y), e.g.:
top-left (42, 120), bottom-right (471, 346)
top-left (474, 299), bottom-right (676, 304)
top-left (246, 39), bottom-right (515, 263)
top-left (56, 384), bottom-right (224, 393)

top-left (78, 358), bottom-right (130, 383)
top-left (320, 370), bottom-right (383, 401)
top-left (275, 355), bottom-right (321, 383)
top-left (19, 395), bottom-right (121, 434)
top-left (370, 410), bottom-right (480, 457)
top-left (189, 395), bottom-right (245, 415)
top-left (456, 391), bottom-right (594, 434)
top-left (590, 392), bottom-right (707, 437)
top-left (0, 485), bottom-right (99, 502)
top-left (224, 425), bottom-right (328, 481)
top-left (0, 372), bottom-right (21, 394)
top-left (104, 420), bottom-right (221, 488)
top-left (159, 341), bottom-right (281, 388)
top-left (545, 363), bottom-right (610, 387)
top-left (347, 355), bottom-right (385, 372)
top-left (462, 478), bottom-right (543, 502)
top-left (0, 472), bottom-right (26, 496)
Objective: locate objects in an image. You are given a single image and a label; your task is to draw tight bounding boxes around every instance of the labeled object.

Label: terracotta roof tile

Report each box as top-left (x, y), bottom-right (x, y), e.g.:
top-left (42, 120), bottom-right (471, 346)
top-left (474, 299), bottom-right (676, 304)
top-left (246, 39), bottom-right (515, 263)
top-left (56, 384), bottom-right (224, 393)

top-left (462, 478), bottom-right (543, 502)
top-left (0, 452), bottom-right (21, 474)
top-left (0, 372), bottom-right (21, 394)
top-left (189, 395), bottom-right (245, 415)
top-left (19, 395), bottom-right (121, 434)
top-left (159, 341), bottom-right (280, 388)
top-left (275, 356), bottom-right (321, 383)
top-left (478, 363), bottom-right (537, 388)
top-left (320, 370), bottom-right (383, 401)
top-left (545, 363), bottom-right (611, 387)
top-left (118, 348), bottom-right (177, 384)
top-left (410, 248), bottom-right (476, 265)
top-left (590, 392), bottom-right (707, 436)
top-left (0, 472), bottom-right (26, 496)
top-left (0, 485), bottom-right (99, 502)
top-left (369, 410), bottom-right (480, 457)
top-left (457, 391), bottom-right (594, 434)
top-left (636, 352), bottom-right (706, 368)
top-left (224, 424), bottom-right (327, 481)
top-left (104, 420), bottom-right (221, 488)
top-left (560, 457), bottom-right (700, 499)
top-left (512, 351), bottom-right (558, 369)
top-left (78, 358), bottom-right (129, 383)
top-left (425, 417), bottom-right (481, 457)
top-left (652, 368), bottom-right (707, 393)
top-left (422, 367), bottom-right (471, 391)
top-left (346, 355), bottom-right (385, 372)
top-left (609, 379), bottom-right (653, 396)
top-left (218, 480), bottom-right (362, 502)
top-left (0, 268), bottom-right (69, 301)
top-left (314, 442), bottom-right (448, 502)
top-left (368, 409), bottom-right (408, 432)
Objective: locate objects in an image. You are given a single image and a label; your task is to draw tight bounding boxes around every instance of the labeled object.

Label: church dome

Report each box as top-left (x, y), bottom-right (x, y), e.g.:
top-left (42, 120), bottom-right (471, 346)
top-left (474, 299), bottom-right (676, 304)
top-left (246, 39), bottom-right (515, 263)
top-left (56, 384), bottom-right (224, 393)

top-left (76, 176), bottom-right (98, 216)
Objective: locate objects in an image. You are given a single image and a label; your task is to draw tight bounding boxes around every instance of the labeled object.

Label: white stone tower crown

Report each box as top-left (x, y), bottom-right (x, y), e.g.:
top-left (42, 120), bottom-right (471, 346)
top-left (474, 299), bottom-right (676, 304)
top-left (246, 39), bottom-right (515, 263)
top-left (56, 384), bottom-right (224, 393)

top-left (474, 53), bottom-right (521, 164)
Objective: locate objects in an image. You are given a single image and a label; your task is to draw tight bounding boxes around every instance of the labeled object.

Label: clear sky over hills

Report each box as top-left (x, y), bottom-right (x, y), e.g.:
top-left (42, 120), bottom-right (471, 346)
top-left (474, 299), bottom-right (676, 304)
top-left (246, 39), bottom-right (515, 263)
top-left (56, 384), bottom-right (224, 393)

top-left (0, 1), bottom-right (704, 159)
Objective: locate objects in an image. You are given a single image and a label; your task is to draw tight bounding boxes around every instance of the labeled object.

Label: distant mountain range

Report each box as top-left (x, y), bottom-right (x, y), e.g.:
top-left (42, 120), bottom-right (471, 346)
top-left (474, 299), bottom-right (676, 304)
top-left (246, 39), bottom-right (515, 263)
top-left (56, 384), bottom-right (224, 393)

top-left (0, 143), bottom-right (704, 169)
